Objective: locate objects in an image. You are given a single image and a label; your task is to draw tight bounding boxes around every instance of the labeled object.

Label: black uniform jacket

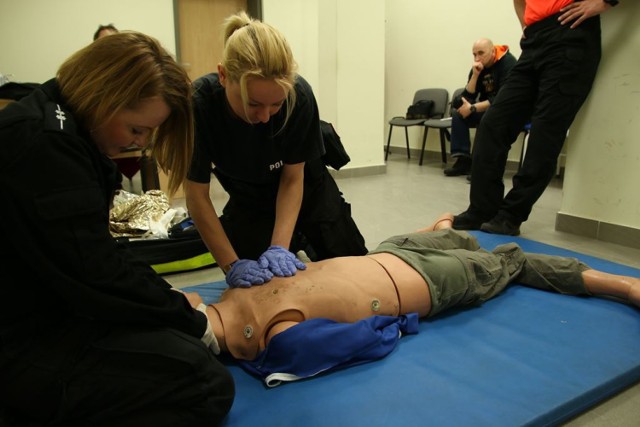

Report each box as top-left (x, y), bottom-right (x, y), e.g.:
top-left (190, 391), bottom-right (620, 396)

top-left (0, 80), bottom-right (207, 338)
top-left (188, 73), bottom-right (324, 208)
top-left (461, 45), bottom-right (517, 105)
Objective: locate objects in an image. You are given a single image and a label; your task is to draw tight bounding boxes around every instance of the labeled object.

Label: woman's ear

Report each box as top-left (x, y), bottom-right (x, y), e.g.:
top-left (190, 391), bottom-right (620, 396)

top-left (217, 64), bottom-right (226, 87)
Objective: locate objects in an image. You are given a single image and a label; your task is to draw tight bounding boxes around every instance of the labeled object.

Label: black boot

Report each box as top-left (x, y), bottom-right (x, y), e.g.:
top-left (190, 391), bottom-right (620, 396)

top-left (444, 156), bottom-right (471, 176)
top-left (480, 213), bottom-right (522, 236)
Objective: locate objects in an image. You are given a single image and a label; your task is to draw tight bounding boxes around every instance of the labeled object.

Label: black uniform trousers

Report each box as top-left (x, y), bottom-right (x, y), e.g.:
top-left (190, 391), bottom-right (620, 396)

top-left (0, 318), bottom-right (234, 427)
top-left (221, 158), bottom-right (368, 261)
top-left (467, 13), bottom-right (602, 223)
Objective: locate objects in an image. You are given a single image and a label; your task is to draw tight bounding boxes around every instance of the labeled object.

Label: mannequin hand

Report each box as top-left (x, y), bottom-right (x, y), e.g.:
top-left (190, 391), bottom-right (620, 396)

top-left (226, 259), bottom-right (274, 288)
top-left (258, 245), bottom-right (307, 277)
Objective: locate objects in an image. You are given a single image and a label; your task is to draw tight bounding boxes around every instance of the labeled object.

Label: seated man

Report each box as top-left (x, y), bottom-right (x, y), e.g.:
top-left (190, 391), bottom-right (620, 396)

top-left (445, 38), bottom-right (516, 177)
top-left (185, 213), bottom-right (639, 384)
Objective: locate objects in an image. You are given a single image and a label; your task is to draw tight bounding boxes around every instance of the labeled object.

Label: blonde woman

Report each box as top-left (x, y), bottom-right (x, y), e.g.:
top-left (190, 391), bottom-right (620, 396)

top-left (0, 32), bottom-right (233, 425)
top-left (185, 12), bottom-right (367, 288)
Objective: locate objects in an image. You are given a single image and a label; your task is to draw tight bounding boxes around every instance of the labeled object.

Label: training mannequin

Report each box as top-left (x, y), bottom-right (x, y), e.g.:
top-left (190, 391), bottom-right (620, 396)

top-left (183, 213), bottom-right (639, 385)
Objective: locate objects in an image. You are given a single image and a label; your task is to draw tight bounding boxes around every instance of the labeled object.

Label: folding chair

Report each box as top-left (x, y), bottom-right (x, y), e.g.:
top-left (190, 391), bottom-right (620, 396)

top-left (385, 88), bottom-right (448, 164)
top-left (422, 87), bottom-right (465, 164)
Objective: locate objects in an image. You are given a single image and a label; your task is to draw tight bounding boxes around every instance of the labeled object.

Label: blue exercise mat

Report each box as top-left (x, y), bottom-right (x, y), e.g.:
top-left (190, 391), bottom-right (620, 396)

top-left (182, 232), bottom-right (640, 427)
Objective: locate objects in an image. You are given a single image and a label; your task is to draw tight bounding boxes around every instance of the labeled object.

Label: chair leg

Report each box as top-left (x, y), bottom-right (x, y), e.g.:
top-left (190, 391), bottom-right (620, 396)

top-left (140, 155), bottom-right (160, 191)
top-left (439, 129), bottom-right (447, 164)
top-left (445, 129), bottom-right (452, 162)
top-left (385, 125), bottom-right (394, 160)
top-left (419, 127), bottom-right (429, 165)
top-left (403, 127), bottom-right (411, 159)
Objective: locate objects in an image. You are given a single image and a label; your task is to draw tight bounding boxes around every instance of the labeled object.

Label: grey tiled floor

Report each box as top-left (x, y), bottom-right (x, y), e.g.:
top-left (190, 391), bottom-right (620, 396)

top-left (150, 152), bottom-right (639, 426)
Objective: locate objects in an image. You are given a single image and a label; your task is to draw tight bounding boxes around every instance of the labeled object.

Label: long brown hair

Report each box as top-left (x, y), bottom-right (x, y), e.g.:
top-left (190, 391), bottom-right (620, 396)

top-left (57, 31), bottom-right (193, 196)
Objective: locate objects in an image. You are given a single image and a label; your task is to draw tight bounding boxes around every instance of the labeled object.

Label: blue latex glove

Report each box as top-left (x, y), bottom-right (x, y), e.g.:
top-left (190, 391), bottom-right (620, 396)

top-left (258, 245), bottom-right (307, 277)
top-left (226, 259), bottom-right (274, 288)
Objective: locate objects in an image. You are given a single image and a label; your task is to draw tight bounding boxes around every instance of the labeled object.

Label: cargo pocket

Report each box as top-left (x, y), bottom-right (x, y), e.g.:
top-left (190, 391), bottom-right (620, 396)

top-left (461, 249), bottom-right (510, 304)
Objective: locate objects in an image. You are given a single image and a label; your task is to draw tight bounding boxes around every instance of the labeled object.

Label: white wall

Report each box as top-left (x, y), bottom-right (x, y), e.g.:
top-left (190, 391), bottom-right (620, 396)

top-left (0, 0), bottom-right (176, 83)
top-left (2, 0), bottom-right (639, 234)
top-left (384, 0), bottom-right (523, 155)
top-left (560, 3), bottom-right (640, 230)
top-left (263, 0), bottom-right (386, 169)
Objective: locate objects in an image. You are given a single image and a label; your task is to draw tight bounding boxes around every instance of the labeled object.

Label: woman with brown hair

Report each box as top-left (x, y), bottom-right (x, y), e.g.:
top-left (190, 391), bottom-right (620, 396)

top-left (0, 32), bottom-right (233, 426)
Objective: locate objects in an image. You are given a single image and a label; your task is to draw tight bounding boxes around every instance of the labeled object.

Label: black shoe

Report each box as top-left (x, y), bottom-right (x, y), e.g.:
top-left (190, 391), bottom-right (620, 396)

top-left (480, 215), bottom-right (521, 236)
top-left (452, 211), bottom-right (487, 230)
top-left (444, 156), bottom-right (471, 177)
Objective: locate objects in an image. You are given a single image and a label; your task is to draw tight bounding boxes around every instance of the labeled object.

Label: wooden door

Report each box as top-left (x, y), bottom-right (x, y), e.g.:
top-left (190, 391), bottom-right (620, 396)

top-left (158, 0), bottom-right (249, 199)
top-left (176, 0), bottom-right (248, 82)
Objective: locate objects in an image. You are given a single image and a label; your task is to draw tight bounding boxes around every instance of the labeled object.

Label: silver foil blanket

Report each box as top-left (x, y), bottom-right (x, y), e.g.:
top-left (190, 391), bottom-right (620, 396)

top-left (109, 190), bottom-right (175, 238)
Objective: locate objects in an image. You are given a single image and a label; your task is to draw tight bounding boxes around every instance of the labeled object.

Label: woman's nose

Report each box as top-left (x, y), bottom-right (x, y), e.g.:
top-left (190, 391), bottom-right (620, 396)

top-left (256, 107), bottom-right (271, 123)
top-left (133, 135), bottom-right (149, 148)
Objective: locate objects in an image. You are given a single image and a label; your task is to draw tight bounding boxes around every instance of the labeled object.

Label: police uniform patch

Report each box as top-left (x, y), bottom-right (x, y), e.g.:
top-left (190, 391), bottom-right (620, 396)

top-left (44, 102), bottom-right (76, 134)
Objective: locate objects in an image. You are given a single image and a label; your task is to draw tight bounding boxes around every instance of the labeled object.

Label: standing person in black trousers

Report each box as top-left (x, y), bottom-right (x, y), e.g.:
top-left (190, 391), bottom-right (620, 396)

top-left (453, 0), bottom-right (620, 236)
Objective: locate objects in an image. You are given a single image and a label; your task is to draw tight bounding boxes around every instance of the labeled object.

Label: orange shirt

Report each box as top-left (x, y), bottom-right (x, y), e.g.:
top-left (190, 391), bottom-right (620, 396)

top-left (524, 0), bottom-right (573, 26)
